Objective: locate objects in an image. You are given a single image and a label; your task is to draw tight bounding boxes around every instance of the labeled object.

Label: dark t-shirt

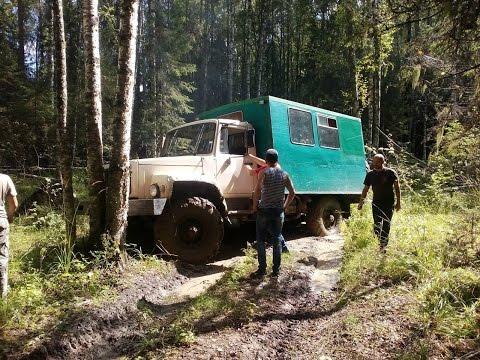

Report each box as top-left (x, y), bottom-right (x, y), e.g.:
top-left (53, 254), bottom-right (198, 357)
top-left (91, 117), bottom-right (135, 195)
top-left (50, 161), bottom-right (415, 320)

top-left (363, 167), bottom-right (398, 206)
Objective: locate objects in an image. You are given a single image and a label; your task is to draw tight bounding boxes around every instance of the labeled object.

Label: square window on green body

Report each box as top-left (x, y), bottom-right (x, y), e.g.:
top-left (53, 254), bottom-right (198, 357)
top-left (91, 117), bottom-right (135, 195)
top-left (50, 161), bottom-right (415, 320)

top-left (317, 114), bottom-right (340, 149)
top-left (288, 108), bottom-right (314, 145)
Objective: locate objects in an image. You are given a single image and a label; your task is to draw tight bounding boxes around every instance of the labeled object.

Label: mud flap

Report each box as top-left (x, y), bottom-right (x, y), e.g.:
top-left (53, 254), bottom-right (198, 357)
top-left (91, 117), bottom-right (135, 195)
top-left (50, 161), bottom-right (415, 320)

top-left (128, 198), bottom-right (167, 216)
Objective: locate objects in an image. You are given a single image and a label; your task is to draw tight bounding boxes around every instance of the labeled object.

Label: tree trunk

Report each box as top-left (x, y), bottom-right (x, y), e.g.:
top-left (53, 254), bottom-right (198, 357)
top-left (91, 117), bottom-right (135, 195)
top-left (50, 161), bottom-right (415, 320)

top-left (18, 0), bottom-right (27, 76)
top-left (52, 0), bottom-right (76, 241)
top-left (423, 112), bottom-right (427, 160)
top-left (367, 77), bottom-right (374, 146)
top-left (83, 0), bottom-right (105, 244)
top-left (372, 0), bottom-right (381, 148)
top-left (226, 0), bottom-right (234, 103)
top-left (241, 0), bottom-right (251, 99)
top-left (199, 0), bottom-right (209, 112)
top-left (353, 52), bottom-right (361, 118)
top-left (105, 0), bottom-right (139, 264)
top-left (255, 0), bottom-right (266, 97)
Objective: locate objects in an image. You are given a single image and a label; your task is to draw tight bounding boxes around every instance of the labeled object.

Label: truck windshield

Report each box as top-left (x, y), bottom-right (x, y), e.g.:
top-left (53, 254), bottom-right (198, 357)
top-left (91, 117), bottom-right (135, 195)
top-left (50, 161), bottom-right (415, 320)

top-left (161, 122), bottom-right (216, 157)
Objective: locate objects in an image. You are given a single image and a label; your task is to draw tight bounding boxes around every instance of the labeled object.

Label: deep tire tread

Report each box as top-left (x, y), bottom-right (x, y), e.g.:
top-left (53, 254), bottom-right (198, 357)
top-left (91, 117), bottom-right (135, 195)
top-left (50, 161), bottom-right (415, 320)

top-left (154, 197), bottom-right (223, 264)
top-left (306, 197), bottom-right (342, 237)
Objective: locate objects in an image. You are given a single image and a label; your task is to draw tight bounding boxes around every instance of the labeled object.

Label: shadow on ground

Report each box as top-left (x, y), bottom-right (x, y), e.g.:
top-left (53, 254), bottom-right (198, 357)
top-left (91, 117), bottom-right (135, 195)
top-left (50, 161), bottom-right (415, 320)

top-left (126, 217), bottom-right (310, 262)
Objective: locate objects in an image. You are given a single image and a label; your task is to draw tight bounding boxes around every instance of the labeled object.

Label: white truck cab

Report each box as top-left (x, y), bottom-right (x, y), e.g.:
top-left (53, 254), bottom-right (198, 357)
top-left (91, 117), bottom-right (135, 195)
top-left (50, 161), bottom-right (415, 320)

top-left (128, 119), bottom-right (257, 264)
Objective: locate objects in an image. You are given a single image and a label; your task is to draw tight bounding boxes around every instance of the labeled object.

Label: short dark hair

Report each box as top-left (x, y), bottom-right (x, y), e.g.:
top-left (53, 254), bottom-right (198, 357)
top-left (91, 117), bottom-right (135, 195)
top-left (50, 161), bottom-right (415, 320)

top-left (265, 148), bottom-right (278, 164)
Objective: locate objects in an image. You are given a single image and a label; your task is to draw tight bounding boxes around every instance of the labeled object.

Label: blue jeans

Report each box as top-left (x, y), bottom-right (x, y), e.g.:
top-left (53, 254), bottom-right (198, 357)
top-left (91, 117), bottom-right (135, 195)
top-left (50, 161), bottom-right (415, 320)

top-left (256, 208), bottom-right (284, 273)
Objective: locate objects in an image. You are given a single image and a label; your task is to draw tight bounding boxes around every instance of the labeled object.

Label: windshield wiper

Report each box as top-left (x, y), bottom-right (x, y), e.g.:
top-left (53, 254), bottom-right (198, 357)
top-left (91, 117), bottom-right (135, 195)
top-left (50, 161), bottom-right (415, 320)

top-left (164, 130), bottom-right (177, 156)
top-left (193, 125), bottom-right (205, 155)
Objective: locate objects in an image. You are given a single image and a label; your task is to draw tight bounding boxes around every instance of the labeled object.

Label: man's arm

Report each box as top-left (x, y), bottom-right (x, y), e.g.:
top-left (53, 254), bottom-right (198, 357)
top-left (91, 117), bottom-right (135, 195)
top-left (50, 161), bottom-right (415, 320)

top-left (357, 185), bottom-right (370, 210)
top-left (7, 194), bottom-right (18, 223)
top-left (284, 176), bottom-right (296, 210)
top-left (394, 179), bottom-right (401, 211)
top-left (252, 170), bottom-right (265, 212)
top-left (245, 154), bottom-right (266, 167)
top-left (245, 154), bottom-right (266, 176)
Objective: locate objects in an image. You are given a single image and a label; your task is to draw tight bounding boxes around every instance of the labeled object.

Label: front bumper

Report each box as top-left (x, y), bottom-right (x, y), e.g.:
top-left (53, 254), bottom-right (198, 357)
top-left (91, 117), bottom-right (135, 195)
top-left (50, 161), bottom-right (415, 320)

top-left (128, 198), bottom-right (167, 216)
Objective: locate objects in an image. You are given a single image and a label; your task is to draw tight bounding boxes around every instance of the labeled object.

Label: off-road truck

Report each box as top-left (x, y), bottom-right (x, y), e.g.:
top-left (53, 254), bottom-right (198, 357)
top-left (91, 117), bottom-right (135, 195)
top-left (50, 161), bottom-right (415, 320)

top-left (128, 96), bottom-right (366, 263)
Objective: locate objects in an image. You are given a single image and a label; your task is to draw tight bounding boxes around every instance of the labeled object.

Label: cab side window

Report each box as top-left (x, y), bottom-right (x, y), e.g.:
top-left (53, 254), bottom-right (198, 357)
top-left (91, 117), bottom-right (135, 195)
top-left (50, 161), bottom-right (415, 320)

top-left (317, 115), bottom-right (340, 149)
top-left (220, 127), bottom-right (247, 155)
top-left (288, 108), bottom-right (314, 145)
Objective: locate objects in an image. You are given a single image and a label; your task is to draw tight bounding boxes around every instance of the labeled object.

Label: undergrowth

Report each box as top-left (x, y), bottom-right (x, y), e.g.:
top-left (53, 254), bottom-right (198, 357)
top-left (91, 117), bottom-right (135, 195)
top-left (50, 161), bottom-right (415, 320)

top-left (0, 175), bottom-right (168, 357)
top-left (341, 191), bottom-right (480, 345)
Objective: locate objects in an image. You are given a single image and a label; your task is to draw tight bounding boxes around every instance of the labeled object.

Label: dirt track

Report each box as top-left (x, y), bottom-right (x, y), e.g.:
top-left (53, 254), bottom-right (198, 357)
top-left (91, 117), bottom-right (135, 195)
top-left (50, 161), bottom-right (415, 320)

top-left (19, 224), bottom-right (421, 359)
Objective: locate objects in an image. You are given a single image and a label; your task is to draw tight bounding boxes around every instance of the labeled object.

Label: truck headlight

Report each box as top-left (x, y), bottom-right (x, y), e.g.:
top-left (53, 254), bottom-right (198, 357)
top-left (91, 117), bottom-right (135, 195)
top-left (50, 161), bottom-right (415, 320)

top-left (149, 184), bottom-right (160, 198)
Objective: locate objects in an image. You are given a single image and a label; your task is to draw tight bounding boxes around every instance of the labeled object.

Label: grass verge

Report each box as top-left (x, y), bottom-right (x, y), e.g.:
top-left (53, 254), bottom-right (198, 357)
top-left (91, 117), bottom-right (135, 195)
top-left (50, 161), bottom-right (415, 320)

top-left (0, 175), bottom-right (168, 357)
top-left (340, 192), bottom-right (480, 354)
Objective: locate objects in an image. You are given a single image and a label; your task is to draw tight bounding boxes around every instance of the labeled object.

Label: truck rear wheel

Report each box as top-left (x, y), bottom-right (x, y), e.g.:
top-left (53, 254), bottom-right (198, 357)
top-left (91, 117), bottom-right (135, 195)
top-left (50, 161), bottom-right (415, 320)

top-left (154, 197), bottom-right (223, 264)
top-left (306, 197), bottom-right (342, 237)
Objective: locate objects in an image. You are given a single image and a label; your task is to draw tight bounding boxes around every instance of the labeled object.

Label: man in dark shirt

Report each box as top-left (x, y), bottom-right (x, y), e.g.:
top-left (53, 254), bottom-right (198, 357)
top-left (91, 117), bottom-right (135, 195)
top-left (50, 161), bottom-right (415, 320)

top-left (358, 154), bottom-right (401, 251)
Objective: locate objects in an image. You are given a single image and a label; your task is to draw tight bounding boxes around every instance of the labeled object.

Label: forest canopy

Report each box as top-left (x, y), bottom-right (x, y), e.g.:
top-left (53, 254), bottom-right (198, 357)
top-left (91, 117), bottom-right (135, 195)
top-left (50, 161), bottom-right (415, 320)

top-left (0, 0), bottom-right (479, 191)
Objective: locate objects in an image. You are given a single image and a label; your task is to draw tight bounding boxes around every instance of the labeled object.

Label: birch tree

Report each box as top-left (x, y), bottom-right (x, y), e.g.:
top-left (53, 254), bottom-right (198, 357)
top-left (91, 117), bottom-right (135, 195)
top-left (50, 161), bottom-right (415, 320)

top-left (17, 0), bottom-right (27, 76)
top-left (52, 0), bottom-right (76, 241)
top-left (105, 0), bottom-right (139, 263)
top-left (83, 0), bottom-right (105, 244)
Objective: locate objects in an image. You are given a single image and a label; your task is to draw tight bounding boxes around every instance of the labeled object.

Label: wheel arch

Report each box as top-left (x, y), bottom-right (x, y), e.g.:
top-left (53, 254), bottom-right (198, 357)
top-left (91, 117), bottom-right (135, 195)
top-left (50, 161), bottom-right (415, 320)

top-left (170, 181), bottom-right (227, 217)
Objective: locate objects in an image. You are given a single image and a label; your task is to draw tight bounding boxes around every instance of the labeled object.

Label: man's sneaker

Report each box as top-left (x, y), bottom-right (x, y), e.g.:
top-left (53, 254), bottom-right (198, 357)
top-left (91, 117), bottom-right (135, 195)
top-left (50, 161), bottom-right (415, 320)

top-left (282, 246), bottom-right (289, 253)
top-left (270, 270), bottom-right (279, 278)
top-left (249, 270), bottom-right (266, 279)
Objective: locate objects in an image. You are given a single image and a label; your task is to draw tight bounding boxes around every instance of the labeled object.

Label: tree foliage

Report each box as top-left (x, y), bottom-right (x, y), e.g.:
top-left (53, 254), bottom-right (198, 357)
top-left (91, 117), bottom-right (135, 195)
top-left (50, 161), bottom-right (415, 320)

top-left (0, 0), bottom-right (478, 187)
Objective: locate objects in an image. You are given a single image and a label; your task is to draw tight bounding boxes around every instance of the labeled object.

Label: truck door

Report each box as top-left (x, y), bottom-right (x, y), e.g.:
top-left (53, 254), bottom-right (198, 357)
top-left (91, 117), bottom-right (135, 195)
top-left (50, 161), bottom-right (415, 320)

top-left (216, 125), bottom-right (255, 196)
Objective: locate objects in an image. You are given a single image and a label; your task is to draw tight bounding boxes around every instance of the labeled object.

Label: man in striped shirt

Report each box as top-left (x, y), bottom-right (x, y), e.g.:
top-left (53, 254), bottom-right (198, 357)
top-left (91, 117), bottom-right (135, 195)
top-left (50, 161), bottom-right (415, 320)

top-left (251, 149), bottom-right (295, 278)
top-left (245, 153), bottom-right (289, 253)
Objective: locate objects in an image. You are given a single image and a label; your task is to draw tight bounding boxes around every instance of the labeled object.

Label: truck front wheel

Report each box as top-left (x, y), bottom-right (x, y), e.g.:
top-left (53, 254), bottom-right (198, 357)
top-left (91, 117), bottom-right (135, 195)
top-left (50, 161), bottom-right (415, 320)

top-left (306, 197), bottom-right (342, 237)
top-left (154, 197), bottom-right (223, 264)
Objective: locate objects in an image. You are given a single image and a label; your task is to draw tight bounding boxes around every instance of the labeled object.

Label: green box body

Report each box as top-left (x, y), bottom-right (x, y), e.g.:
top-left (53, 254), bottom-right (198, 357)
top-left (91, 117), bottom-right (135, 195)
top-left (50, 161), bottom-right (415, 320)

top-left (200, 96), bottom-right (366, 195)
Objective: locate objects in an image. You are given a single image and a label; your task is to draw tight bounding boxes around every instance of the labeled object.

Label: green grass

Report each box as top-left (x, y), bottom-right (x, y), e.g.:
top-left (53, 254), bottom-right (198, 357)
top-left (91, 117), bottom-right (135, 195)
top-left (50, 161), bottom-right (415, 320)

top-left (0, 175), bottom-right (167, 356)
top-left (340, 192), bottom-right (480, 343)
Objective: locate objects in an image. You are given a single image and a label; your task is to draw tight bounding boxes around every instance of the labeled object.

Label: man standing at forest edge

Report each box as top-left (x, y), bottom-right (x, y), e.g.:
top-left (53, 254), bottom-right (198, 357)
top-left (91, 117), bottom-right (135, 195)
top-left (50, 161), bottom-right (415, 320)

top-left (0, 173), bottom-right (18, 298)
top-left (251, 149), bottom-right (295, 278)
top-left (358, 154), bottom-right (401, 251)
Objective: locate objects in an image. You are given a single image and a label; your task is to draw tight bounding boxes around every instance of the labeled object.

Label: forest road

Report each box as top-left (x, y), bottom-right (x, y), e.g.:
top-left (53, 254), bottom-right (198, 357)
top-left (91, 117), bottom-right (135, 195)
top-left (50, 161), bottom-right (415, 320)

top-left (25, 224), bottom-right (345, 360)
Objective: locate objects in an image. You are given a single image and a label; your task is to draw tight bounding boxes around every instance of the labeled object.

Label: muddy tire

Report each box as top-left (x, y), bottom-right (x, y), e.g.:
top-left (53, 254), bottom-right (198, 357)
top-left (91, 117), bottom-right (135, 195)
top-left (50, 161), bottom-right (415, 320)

top-left (154, 197), bottom-right (224, 264)
top-left (306, 197), bottom-right (342, 236)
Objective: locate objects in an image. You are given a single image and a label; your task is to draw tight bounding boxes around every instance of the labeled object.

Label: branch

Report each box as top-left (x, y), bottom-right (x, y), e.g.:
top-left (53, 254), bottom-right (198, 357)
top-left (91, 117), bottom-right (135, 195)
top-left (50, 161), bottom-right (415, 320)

top-left (381, 9), bottom-right (442, 33)
top-left (376, 127), bottom-right (428, 167)
top-left (427, 63), bottom-right (480, 84)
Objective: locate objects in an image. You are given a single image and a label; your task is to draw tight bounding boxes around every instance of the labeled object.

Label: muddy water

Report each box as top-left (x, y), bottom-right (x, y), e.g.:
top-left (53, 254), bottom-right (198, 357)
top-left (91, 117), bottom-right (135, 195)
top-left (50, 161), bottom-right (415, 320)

top-left (288, 234), bottom-right (344, 294)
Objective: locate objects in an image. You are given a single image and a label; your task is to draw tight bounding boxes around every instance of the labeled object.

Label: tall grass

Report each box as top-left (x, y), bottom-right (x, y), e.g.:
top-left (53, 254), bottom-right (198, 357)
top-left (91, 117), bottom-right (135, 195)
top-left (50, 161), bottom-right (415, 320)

top-left (1, 175), bottom-right (107, 352)
top-left (341, 192), bottom-right (480, 341)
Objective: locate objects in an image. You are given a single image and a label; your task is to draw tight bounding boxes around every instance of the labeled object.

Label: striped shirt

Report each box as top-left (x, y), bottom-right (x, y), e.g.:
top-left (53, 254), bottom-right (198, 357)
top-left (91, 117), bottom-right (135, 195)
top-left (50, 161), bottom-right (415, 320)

top-left (259, 167), bottom-right (288, 209)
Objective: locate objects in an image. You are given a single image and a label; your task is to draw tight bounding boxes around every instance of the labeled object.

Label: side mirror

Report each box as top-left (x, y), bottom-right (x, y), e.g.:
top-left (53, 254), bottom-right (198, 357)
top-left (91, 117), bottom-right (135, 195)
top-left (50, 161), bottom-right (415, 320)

top-left (246, 129), bottom-right (255, 148)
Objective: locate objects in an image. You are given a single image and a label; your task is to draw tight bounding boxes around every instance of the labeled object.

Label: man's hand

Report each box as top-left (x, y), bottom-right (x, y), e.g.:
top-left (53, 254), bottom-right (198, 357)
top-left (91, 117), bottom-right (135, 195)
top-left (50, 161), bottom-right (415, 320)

top-left (395, 202), bottom-right (401, 212)
top-left (7, 195), bottom-right (18, 224)
top-left (357, 199), bottom-right (364, 210)
top-left (358, 186), bottom-right (369, 211)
